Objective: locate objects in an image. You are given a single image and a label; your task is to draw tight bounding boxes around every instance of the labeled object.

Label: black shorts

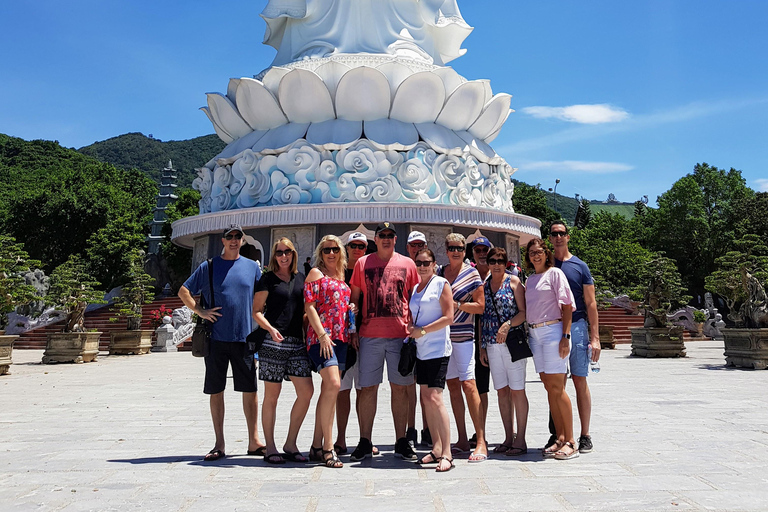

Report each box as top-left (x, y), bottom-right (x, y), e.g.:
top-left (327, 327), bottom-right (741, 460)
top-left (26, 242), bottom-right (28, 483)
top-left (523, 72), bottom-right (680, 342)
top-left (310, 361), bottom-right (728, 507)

top-left (416, 356), bottom-right (450, 389)
top-left (204, 341), bottom-right (257, 395)
top-left (474, 341), bottom-right (490, 395)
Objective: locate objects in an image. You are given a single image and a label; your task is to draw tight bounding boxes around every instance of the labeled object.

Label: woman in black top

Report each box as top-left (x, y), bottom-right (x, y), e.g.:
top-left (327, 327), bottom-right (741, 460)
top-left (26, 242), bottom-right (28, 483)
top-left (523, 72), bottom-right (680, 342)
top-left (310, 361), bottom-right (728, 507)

top-left (253, 237), bottom-right (314, 464)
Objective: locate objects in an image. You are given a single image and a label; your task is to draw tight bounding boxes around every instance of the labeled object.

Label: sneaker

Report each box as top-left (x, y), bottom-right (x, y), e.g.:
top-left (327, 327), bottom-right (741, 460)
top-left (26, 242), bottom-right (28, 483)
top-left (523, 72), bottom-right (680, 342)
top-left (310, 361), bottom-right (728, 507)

top-left (394, 437), bottom-right (417, 460)
top-left (350, 438), bottom-right (373, 462)
top-left (578, 435), bottom-right (593, 453)
top-left (421, 428), bottom-right (433, 447)
top-left (406, 427), bottom-right (418, 448)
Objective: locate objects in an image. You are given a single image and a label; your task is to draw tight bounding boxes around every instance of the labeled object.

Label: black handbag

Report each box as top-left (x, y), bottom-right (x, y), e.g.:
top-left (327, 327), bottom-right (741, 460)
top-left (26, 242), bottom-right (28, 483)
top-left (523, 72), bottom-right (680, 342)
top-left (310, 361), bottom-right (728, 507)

top-left (489, 276), bottom-right (532, 363)
top-left (192, 259), bottom-right (214, 358)
top-left (398, 308), bottom-right (420, 376)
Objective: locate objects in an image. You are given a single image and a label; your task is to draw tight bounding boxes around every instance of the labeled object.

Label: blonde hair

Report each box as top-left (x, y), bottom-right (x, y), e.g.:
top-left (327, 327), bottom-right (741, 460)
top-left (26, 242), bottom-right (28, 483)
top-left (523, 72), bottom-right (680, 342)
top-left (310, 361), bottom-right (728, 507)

top-left (268, 237), bottom-right (298, 274)
top-left (312, 235), bottom-right (347, 278)
top-left (445, 232), bottom-right (466, 246)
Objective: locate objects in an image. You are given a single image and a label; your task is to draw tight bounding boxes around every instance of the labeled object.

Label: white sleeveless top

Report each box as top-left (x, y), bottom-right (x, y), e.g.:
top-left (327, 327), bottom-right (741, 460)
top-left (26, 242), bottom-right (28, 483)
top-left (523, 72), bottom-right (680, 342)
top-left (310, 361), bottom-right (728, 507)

top-left (409, 276), bottom-right (452, 360)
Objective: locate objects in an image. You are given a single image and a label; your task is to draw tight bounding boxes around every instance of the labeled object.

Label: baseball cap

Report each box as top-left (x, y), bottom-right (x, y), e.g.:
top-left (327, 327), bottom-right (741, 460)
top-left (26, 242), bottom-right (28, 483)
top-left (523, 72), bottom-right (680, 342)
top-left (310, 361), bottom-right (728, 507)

top-left (407, 231), bottom-right (427, 244)
top-left (375, 222), bottom-right (396, 236)
top-left (472, 236), bottom-right (492, 248)
top-left (222, 224), bottom-right (244, 237)
top-left (347, 232), bottom-right (368, 245)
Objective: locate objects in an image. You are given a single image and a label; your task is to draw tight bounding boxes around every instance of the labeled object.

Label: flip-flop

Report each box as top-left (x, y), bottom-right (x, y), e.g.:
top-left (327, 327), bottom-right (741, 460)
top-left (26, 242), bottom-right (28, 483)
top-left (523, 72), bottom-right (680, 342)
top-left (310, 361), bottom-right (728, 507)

top-left (203, 448), bottom-right (226, 461)
top-left (468, 452), bottom-right (488, 463)
top-left (450, 446), bottom-right (470, 455)
top-left (506, 447), bottom-right (528, 457)
top-left (493, 444), bottom-right (512, 454)
top-left (264, 453), bottom-right (286, 465)
top-left (247, 446), bottom-right (267, 456)
top-left (282, 451), bottom-right (308, 463)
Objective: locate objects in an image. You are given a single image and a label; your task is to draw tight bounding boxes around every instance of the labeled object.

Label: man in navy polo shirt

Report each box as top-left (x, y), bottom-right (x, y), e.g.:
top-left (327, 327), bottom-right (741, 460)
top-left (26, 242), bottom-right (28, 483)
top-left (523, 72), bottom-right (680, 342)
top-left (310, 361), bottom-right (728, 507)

top-left (179, 224), bottom-right (264, 461)
top-left (548, 220), bottom-right (601, 454)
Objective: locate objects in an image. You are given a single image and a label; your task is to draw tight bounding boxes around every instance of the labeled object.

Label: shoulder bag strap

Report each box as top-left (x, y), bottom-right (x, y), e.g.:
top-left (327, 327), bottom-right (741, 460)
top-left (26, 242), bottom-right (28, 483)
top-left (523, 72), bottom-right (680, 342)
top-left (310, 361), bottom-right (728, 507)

top-left (488, 275), bottom-right (510, 326)
top-left (207, 258), bottom-right (215, 310)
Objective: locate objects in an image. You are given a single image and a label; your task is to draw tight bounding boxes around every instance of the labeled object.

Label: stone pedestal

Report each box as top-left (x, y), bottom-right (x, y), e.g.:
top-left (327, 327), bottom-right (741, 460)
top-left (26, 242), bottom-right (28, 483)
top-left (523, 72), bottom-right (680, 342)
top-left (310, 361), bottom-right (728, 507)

top-left (630, 326), bottom-right (686, 358)
top-left (109, 330), bottom-right (153, 355)
top-left (722, 328), bottom-right (768, 369)
top-left (153, 318), bottom-right (178, 352)
top-left (599, 324), bottom-right (616, 350)
top-left (0, 335), bottom-right (18, 375)
top-left (43, 332), bottom-right (101, 364)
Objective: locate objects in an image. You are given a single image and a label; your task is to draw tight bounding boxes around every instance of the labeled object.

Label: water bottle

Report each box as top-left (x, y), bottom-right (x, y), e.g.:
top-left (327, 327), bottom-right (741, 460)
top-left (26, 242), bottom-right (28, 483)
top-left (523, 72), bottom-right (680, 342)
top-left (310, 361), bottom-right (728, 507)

top-left (588, 346), bottom-right (600, 374)
top-left (347, 309), bottom-right (356, 334)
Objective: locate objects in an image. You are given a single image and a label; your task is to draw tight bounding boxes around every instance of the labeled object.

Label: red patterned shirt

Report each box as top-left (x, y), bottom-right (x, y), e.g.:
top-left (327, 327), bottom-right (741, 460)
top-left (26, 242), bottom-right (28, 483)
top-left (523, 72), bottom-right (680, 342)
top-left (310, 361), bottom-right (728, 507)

top-left (304, 275), bottom-right (351, 348)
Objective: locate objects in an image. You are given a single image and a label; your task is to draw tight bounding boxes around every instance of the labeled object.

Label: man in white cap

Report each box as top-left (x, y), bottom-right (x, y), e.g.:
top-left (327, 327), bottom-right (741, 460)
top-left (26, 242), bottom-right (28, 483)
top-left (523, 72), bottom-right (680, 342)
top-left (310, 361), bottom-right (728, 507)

top-left (406, 231), bottom-right (427, 260)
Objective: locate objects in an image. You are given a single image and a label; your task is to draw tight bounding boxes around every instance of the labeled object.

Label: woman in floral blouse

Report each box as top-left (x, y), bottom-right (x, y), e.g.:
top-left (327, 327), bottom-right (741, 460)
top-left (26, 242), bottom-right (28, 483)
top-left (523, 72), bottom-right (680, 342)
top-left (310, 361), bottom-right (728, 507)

top-left (305, 234), bottom-right (353, 468)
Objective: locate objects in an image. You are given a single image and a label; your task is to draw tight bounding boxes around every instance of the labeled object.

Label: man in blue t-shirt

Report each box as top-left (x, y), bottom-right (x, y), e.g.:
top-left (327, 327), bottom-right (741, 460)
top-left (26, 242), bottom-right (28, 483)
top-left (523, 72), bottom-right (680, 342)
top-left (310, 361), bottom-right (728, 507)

top-left (179, 224), bottom-right (264, 462)
top-left (549, 220), bottom-right (601, 454)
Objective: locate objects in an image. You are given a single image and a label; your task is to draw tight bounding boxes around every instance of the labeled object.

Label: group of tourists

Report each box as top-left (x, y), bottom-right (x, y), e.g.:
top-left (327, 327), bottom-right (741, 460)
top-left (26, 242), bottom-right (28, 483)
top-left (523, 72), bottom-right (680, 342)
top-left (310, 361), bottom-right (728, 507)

top-left (178, 220), bottom-right (601, 472)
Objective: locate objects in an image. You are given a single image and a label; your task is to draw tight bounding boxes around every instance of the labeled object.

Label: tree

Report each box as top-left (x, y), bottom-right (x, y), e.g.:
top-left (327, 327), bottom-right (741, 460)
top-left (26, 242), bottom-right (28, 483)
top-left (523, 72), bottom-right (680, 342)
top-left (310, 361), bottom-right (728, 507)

top-left (0, 236), bottom-right (41, 329)
top-left (512, 181), bottom-right (562, 236)
top-left (111, 250), bottom-right (155, 330)
top-left (86, 215), bottom-right (148, 291)
top-left (645, 163), bottom-right (754, 297)
top-left (631, 253), bottom-right (691, 328)
top-left (733, 192), bottom-right (768, 246)
top-left (574, 199), bottom-right (592, 229)
top-left (47, 255), bottom-right (105, 332)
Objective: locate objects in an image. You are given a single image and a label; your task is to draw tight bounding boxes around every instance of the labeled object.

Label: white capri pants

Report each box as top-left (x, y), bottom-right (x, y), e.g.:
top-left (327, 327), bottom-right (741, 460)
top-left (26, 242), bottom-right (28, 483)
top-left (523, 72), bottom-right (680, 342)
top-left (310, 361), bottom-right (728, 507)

top-left (528, 322), bottom-right (569, 375)
top-left (486, 343), bottom-right (528, 390)
top-left (446, 340), bottom-right (475, 381)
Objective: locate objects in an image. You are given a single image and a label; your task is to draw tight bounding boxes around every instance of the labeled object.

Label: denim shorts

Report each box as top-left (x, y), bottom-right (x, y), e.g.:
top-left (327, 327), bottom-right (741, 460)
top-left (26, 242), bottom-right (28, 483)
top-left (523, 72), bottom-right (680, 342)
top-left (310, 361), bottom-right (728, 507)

top-left (308, 340), bottom-right (348, 373)
top-left (569, 319), bottom-right (590, 378)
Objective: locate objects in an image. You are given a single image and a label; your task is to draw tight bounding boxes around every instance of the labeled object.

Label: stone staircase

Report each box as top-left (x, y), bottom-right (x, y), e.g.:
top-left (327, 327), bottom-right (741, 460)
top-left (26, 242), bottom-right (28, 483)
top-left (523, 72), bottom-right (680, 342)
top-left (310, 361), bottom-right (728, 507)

top-left (13, 297), bottom-right (187, 351)
top-left (597, 305), bottom-right (694, 344)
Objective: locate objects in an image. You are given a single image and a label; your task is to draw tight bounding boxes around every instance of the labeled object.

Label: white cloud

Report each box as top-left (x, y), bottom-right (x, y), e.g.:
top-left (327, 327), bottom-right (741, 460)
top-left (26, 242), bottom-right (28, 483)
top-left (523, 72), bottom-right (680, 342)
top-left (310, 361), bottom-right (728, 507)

top-left (755, 179), bottom-right (768, 192)
top-left (522, 160), bottom-right (633, 174)
top-left (522, 104), bottom-right (629, 124)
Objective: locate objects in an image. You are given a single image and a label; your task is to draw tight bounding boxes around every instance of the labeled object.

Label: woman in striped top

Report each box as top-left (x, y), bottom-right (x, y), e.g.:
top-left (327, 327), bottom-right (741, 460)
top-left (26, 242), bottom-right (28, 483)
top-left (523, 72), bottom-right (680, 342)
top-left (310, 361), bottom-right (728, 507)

top-left (440, 233), bottom-right (488, 462)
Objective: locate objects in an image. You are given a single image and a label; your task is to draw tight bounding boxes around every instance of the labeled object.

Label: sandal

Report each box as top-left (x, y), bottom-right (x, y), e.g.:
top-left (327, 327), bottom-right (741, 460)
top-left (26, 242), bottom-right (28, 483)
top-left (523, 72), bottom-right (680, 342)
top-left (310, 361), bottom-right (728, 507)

top-left (334, 443), bottom-right (348, 455)
top-left (247, 446), bottom-right (267, 456)
top-left (282, 451), bottom-right (308, 463)
top-left (554, 441), bottom-right (580, 460)
top-left (435, 457), bottom-right (455, 472)
top-left (506, 446), bottom-right (528, 457)
top-left (493, 444), bottom-right (511, 454)
top-left (416, 451), bottom-right (438, 465)
top-left (264, 453), bottom-right (286, 465)
top-left (309, 446), bottom-right (323, 462)
top-left (322, 449), bottom-right (343, 468)
top-left (542, 440), bottom-right (563, 458)
top-left (203, 448), bottom-right (225, 461)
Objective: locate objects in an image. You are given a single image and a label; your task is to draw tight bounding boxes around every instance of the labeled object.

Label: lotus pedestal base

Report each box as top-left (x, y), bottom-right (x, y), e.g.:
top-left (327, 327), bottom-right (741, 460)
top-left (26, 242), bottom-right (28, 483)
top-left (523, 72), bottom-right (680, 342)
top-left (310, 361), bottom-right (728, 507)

top-left (722, 328), bottom-right (768, 369)
top-left (630, 326), bottom-right (685, 358)
top-left (43, 332), bottom-right (102, 364)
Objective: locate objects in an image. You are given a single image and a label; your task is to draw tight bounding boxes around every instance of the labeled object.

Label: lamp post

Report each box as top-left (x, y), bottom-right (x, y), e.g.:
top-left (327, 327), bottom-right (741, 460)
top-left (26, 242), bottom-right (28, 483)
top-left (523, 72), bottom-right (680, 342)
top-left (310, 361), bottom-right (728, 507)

top-left (553, 179), bottom-right (560, 214)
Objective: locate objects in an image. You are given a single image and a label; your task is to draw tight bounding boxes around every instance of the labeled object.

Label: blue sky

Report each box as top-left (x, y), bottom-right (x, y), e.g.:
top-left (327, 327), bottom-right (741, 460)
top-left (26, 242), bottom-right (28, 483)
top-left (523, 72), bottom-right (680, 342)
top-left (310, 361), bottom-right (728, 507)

top-left (1, 0), bottom-right (766, 203)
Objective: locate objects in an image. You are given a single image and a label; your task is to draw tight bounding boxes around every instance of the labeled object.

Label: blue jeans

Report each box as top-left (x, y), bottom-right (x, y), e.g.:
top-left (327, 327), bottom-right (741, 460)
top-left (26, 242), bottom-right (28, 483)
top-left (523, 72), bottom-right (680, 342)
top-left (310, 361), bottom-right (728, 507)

top-left (569, 319), bottom-right (590, 378)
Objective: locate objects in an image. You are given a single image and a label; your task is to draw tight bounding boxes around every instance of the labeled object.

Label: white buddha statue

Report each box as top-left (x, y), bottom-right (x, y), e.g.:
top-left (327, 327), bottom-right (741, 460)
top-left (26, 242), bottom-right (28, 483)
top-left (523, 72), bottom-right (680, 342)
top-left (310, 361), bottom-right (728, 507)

top-left (261, 0), bottom-right (472, 67)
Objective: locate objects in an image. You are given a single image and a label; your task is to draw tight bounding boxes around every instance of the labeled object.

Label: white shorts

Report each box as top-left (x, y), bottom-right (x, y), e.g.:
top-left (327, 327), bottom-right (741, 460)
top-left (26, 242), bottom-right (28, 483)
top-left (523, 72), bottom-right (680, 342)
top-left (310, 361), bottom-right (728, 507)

top-left (528, 322), bottom-right (569, 375)
top-left (486, 343), bottom-right (528, 391)
top-left (446, 341), bottom-right (475, 381)
top-left (340, 360), bottom-right (360, 392)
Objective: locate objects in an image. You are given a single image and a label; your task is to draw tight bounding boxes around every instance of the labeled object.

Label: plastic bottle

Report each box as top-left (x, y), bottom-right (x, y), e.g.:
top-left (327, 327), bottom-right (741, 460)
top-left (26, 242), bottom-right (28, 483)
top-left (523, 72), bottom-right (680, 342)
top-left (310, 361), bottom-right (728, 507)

top-left (347, 309), bottom-right (356, 334)
top-left (588, 346), bottom-right (600, 374)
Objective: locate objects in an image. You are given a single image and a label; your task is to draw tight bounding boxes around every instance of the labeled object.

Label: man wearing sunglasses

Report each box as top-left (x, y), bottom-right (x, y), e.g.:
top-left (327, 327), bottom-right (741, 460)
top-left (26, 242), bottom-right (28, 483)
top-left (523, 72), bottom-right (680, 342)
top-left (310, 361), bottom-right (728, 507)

top-left (349, 222), bottom-right (420, 461)
top-left (179, 224), bottom-right (264, 462)
top-left (548, 220), bottom-right (600, 454)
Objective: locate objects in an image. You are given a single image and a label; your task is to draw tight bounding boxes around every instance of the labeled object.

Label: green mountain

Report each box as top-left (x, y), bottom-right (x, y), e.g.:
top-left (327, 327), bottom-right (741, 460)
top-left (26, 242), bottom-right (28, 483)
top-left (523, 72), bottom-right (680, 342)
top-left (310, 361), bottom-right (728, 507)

top-left (78, 132), bottom-right (226, 188)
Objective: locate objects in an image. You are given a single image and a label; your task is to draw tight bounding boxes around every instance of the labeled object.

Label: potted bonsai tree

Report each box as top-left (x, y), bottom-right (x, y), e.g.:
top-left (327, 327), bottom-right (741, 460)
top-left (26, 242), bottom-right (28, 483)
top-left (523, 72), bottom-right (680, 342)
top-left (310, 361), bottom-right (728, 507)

top-left (692, 310), bottom-right (707, 338)
top-left (109, 249), bottom-right (156, 355)
top-left (0, 236), bottom-right (40, 374)
top-left (42, 255), bottom-right (105, 364)
top-left (629, 253), bottom-right (691, 357)
top-left (705, 234), bottom-right (768, 369)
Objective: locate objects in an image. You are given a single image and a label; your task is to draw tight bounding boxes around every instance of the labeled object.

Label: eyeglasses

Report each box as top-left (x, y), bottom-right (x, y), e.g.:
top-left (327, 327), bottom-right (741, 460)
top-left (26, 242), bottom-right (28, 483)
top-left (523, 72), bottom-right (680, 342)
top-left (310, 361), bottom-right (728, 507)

top-left (528, 249), bottom-right (545, 257)
top-left (322, 247), bottom-right (341, 255)
top-left (377, 232), bottom-right (395, 239)
top-left (224, 233), bottom-right (243, 240)
top-left (415, 260), bottom-right (434, 267)
top-left (447, 245), bottom-right (464, 252)
top-left (488, 258), bottom-right (506, 265)
top-left (550, 231), bottom-right (568, 238)
top-left (408, 242), bottom-right (425, 248)
top-left (274, 249), bottom-right (293, 257)
top-left (348, 243), bottom-right (366, 250)
top-left (473, 246), bottom-right (489, 253)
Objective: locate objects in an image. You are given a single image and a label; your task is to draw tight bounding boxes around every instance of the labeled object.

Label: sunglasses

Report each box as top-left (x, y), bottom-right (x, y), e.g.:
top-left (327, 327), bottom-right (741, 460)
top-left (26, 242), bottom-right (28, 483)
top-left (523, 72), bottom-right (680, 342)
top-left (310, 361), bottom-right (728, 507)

top-left (473, 246), bottom-right (489, 252)
top-left (322, 247), bottom-right (341, 254)
top-left (528, 249), bottom-right (545, 257)
top-left (415, 260), bottom-right (434, 267)
top-left (224, 233), bottom-right (243, 240)
top-left (377, 232), bottom-right (395, 239)
top-left (550, 231), bottom-right (568, 238)
top-left (408, 242), bottom-right (426, 248)
top-left (447, 245), bottom-right (464, 252)
top-left (348, 243), bottom-right (366, 250)
top-left (488, 258), bottom-right (506, 265)
top-left (274, 249), bottom-right (293, 257)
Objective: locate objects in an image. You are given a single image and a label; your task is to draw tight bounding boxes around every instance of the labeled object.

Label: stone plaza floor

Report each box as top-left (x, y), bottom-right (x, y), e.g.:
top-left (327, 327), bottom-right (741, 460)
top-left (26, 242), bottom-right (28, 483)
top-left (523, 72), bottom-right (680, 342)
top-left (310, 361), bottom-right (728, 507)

top-left (2, 341), bottom-right (767, 511)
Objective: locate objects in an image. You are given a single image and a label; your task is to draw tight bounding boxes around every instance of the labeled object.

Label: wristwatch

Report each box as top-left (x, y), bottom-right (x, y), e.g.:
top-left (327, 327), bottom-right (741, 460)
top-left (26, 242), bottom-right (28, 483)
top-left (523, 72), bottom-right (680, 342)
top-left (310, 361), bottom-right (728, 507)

top-left (562, 333), bottom-right (571, 340)
top-left (420, 327), bottom-right (427, 336)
